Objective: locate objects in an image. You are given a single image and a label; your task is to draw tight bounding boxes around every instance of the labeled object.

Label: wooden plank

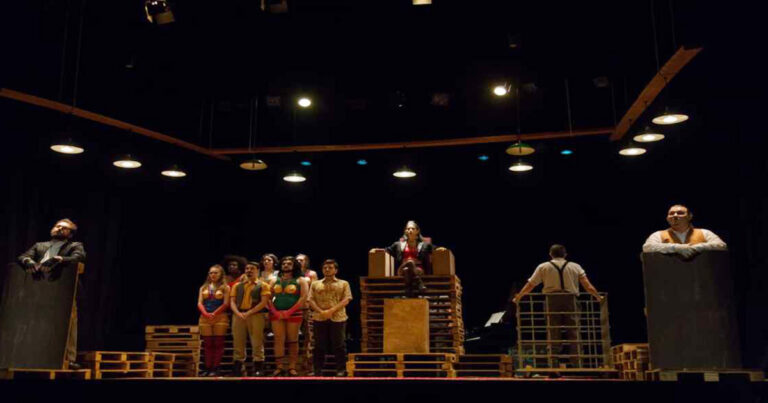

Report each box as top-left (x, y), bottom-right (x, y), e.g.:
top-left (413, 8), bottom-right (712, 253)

top-left (0, 88), bottom-right (228, 161)
top-left (610, 47), bottom-right (702, 141)
top-left (212, 128), bottom-right (613, 155)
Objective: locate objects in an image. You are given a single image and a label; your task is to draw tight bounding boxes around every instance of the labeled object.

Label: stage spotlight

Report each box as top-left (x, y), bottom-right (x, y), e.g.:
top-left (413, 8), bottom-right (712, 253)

top-left (283, 172), bottom-right (306, 183)
top-left (633, 127), bottom-right (665, 143)
top-left (506, 142), bottom-right (535, 156)
top-left (51, 138), bottom-right (84, 155)
top-left (300, 160), bottom-right (312, 166)
top-left (393, 167), bottom-right (416, 178)
top-left (652, 108), bottom-right (689, 125)
top-left (478, 155), bottom-right (490, 161)
top-left (560, 149), bottom-right (573, 155)
top-left (113, 155), bottom-right (142, 169)
top-left (144, 0), bottom-right (175, 25)
top-left (413, 0), bottom-right (432, 5)
top-left (298, 97), bottom-right (312, 108)
top-left (240, 159), bottom-right (267, 171)
top-left (509, 161), bottom-right (533, 172)
top-left (493, 85), bottom-right (509, 96)
top-left (161, 165), bottom-right (186, 177)
top-left (356, 159), bottom-right (368, 166)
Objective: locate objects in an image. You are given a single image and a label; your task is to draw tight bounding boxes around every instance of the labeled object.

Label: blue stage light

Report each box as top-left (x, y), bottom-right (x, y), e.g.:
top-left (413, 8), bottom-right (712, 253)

top-left (300, 161), bottom-right (312, 166)
top-left (478, 155), bottom-right (490, 161)
top-left (357, 159), bottom-right (368, 166)
top-left (560, 150), bottom-right (573, 155)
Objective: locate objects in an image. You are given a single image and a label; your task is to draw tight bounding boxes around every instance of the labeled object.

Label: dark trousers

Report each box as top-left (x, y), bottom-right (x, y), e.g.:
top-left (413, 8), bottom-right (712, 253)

top-left (545, 294), bottom-right (579, 366)
top-left (312, 320), bottom-right (346, 372)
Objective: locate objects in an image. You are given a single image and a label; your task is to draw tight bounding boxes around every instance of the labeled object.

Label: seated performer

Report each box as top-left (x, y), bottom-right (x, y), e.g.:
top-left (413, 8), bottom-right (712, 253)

top-left (222, 255), bottom-right (247, 285)
top-left (196, 264), bottom-right (230, 376)
top-left (512, 244), bottom-right (603, 368)
top-left (230, 261), bottom-right (271, 377)
top-left (643, 204), bottom-right (727, 259)
top-left (268, 256), bottom-right (309, 376)
top-left (307, 259), bottom-right (352, 377)
top-left (384, 220), bottom-right (439, 297)
top-left (17, 218), bottom-right (86, 369)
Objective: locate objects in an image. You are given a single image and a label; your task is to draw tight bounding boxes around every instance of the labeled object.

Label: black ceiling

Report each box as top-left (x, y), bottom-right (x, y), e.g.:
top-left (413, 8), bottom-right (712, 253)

top-left (5, 0), bottom-right (705, 152)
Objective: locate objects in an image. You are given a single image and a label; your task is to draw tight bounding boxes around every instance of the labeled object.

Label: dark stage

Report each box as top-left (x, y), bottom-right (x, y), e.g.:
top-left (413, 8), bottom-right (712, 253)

top-left (2, 0), bottom-right (768, 400)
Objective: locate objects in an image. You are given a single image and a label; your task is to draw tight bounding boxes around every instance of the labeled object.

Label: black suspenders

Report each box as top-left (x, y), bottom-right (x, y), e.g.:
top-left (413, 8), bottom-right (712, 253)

top-left (549, 261), bottom-right (569, 291)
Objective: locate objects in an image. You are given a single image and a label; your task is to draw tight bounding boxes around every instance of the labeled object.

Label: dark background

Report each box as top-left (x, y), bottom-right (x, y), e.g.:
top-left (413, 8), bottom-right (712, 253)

top-left (1, 1), bottom-right (766, 367)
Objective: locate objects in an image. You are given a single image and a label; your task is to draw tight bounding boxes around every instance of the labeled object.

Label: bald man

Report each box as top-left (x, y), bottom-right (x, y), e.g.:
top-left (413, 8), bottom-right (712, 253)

top-left (643, 204), bottom-right (727, 259)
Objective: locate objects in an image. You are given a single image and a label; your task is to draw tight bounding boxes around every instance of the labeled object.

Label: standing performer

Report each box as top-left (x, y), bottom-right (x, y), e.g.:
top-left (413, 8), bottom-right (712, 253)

top-left (260, 253), bottom-right (279, 282)
top-left (268, 256), bottom-right (309, 376)
top-left (197, 264), bottom-right (230, 376)
top-left (385, 220), bottom-right (435, 297)
top-left (512, 244), bottom-right (603, 368)
top-left (222, 255), bottom-right (247, 285)
top-left (296, 253), bottom-right (318, 367)
top-left (17, 218), bottom-right (86, 369)
top-left (230, 261), bottom-right (271, 376)
top-left (643, 204), bottom-right (727, 258)
top-left (308, 259), bottom-right (352, 377)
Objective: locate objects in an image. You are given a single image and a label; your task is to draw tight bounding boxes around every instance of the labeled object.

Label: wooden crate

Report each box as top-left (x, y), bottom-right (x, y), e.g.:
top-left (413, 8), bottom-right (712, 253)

top-left (453, 354), bottom-right (514, 378)
top-left (611, 343), bottom-right (650, 381)
top-left (0, 369), bottom-right (91, 380)
top-left (149, 352), bottom-right (175, 378)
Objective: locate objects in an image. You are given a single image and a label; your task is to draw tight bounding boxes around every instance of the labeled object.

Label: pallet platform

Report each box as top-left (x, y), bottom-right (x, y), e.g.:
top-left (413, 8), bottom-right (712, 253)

top-left (453, 354), bottom-right (514, 377)
top-left (647, 368), bottom-right (765, 382)
top-left (78, 351), bottom-right (153, 379)
top-left (0, 368), bottom-right (91, 380)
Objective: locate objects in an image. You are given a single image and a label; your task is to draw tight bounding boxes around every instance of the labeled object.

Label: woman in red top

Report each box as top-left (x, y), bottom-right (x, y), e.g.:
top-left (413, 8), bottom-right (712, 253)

top-left (385, 220), bottom-right (436, 297)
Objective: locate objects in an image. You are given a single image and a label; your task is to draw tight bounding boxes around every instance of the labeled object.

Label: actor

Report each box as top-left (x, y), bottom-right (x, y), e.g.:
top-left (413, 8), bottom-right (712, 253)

top-left (196, 264), bottom-right (230, 376)
top-left (222, 255), bottom-right (247, 285)
top-left (307, 259), bottom-right (352, 377)
top-left (512, 244), bottom-right (603, 368)
top-left (268, 256), bottom-right (309, 376)
top-left (384, 220), bottom-right (435, 297)
top-left (18, 218), bottom-right (86, 369)
top-left (642, 204), bottom-right (727, 259)
top-left (260, 253), bottom-right (279, 282)
top-left (229, 261), bottom-right (271, 376)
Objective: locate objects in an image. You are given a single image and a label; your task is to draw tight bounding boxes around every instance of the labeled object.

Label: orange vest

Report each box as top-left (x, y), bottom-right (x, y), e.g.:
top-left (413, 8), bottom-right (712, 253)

top-left (660, 228), bottom-right (707, 244)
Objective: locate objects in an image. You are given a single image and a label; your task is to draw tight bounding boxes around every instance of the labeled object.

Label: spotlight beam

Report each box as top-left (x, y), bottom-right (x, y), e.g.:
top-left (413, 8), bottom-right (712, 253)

top-left (0, 88), bottom-right (229, 161)
top-left (211, 127), bottom-right (613, 155)
top-left (610, 46), bottom-right (702, 141)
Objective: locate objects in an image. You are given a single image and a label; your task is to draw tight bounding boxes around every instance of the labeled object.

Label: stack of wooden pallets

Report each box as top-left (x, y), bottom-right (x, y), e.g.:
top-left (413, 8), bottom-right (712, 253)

top-left (0, 368), bottom-right (91, 380)
top-left (78, 351), bottom-right (152, 379)
top-left (611, 343), bottom-right (650, 381)
top-left (144, 325), bottom-right (201, 377)
top-left (360, 275), bottom-right (464, 354)
top-left (453, 354), bottom-right (513, 378)
top-left (346, 353), bottom-right (456, 378)
top-left (149, 352), bottom-right (175, 378)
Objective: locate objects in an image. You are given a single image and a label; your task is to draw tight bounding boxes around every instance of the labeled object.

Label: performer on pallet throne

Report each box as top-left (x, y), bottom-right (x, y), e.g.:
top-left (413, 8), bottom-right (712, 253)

top-left (384, 220), bottom-right (438, 297)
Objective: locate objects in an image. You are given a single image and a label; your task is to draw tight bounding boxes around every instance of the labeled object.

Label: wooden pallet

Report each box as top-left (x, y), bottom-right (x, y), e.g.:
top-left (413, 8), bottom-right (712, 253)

top-left (348, 346), bottom-right (459, 378)
top-left (647, 368), bottom-right (765, 382)
top-left (0, 368), bottom-right (92, 380)
top-left (611, 343), bottom-right (649, 381)
top-left (78, 351), bottom-right (153, 379)
top-left (149, 352), bottom-right (175, 378)
top-left (515, 367), bottom-right (619, 378)
top-left (146, 339), bottom-right (201, 349)
top-left (348, 369), bottom-right (456, 378)
top-left (79, 351), bottom-right (151, 362)
top-left (146, 325), bottom-right (200, 334)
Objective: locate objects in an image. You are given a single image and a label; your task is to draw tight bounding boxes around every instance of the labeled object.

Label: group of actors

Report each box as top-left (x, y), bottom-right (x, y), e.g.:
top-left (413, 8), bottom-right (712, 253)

top-left (11, 205), bottom-right (727, 375)
top-left (197, 253), bottom-right (352, 377)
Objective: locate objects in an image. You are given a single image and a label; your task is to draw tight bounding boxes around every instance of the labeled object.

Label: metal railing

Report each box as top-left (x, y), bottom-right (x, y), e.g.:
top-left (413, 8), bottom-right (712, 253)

top-left (516, 292), bottom-right (611, 369)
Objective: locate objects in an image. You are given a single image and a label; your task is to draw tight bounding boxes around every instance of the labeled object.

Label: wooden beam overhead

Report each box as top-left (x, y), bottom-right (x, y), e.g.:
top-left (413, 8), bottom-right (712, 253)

top-left (610, 46), bottom-right (702, 141)
top-left (211, 127), bottom-right (614, 155)
top-left (0, 88), bottom-right (229, 161)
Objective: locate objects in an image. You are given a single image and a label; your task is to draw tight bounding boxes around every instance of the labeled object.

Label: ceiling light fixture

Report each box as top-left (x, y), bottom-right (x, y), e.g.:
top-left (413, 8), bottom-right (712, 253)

top-left (161, 165), bottom-right (186, 178)
top-left (506, 142), bottom-right (534, 156)
top-left (508, 160), bottom-right (533, 172)
top-left (652, 108), bottom-right (689, 125)
top-left (619, 145), bottom-right (647, 156)
top-left (51, 139), bottom-right (85, 155)
top-left (393, 167), bottom-right (416, 178)
top-left (493, 85), bottom-right (509, 96)
top-left (297, 97), bottom-right (312, 108)
top-left (283, 172), bottom-right (306, 183)
top-left (113, 155), bottom-right (142, 169)
top-left (633, 127), bottom-right (665, 143)
top-left (239, 159), bottom-right (268, 171)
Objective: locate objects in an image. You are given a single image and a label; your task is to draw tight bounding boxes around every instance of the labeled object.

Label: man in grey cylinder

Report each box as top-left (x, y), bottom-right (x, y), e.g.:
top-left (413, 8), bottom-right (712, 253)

top-left (17, 218), bottom-right (86, 369)
top-left (642, 204), bottom-right (726, 259)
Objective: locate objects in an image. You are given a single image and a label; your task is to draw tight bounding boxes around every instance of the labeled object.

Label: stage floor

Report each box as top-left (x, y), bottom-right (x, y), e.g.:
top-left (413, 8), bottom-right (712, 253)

top-left (4, 376), bottom-right (768, 403)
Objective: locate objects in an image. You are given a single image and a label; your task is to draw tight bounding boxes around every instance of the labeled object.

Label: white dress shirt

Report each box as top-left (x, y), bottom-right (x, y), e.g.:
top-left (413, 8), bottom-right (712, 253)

top-left (642, 228), bottom-right (727, 254)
